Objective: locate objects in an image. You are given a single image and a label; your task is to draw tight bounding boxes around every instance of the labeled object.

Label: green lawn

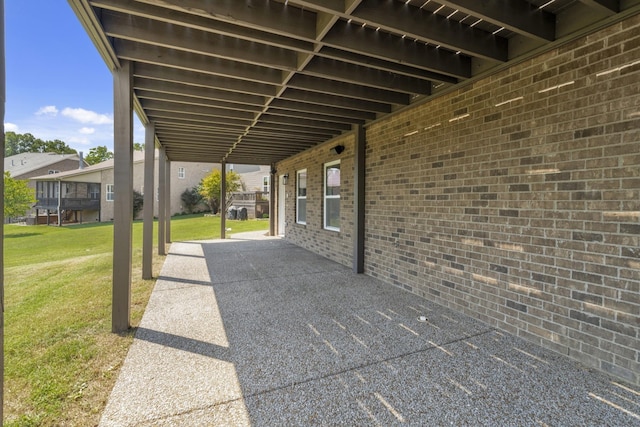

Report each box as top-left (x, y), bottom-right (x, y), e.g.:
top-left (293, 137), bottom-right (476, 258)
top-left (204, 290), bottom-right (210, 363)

top-left (3, 215), bottom-right (269, 426)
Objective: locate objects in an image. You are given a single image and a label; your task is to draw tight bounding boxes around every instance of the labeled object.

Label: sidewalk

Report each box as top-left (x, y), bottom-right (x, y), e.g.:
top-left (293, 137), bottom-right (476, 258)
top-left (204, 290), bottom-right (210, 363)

top-left (99, 237), bottom-right (640, 426)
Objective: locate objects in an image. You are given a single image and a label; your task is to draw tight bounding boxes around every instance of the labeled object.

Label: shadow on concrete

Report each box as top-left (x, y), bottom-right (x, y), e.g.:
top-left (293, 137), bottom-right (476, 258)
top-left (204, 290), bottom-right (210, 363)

top-left (99, 238), bottom-right (640, 426)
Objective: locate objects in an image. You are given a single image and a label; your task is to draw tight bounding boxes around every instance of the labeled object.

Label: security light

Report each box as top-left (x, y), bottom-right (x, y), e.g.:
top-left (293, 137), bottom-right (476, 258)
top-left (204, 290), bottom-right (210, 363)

top-left (330, 145), bottom-right (345, 155)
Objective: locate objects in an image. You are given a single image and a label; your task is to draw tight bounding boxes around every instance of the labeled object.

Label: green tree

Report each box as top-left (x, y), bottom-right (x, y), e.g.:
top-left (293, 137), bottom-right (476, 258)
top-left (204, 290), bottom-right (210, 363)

top-left (85, 145), bottom-right (113, 165)
top-left (5, 131), bottom-right (20, 156)
top-left (180, 187), bottom-right (203, 214)
top-left (85, 144), bottom-right (142, 165)
top-left (5, 131), bottom-right (76, 156)
top-left (133, 190), bottom-right (144, 219)
top-left (42, 139), bottom-right (76, 154)
top-left (198, 169), bottom-right (242, 214)
top-left (4, 171), bottom-right (36, 218)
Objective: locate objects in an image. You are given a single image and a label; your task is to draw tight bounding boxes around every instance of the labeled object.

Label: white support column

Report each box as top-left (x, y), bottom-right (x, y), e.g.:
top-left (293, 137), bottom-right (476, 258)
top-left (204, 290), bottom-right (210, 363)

top-left (112, 60), bottom-right (134, 332)
top-left (158, 146), bottom-right (166, 256)
top-left (165, 159), bottom-right (171, 244)
top-left (220, 161), bottom-right (226, 239)
top-left (142, 122), bottom-right (155, 279)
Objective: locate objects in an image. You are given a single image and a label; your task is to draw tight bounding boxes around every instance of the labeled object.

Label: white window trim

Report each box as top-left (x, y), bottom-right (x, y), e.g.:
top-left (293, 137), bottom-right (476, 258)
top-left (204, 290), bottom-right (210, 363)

top-left (296, 169), bottom-right (307, 225)
top-left (323, 160), bottom-right (340, 232)
top-left (263, 175), bottom-right (270, 193)
top-left (106, 184), bottom-right (114, 202)
top-left (178, 167), bottom-right (185, 179)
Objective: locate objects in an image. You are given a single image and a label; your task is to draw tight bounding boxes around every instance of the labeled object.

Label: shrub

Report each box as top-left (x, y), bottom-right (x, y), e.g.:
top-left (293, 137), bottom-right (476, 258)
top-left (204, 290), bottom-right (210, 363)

top-left (180, 187), bottom-right (203, 214)
top-left (133, 190), bottom-right (144, 219)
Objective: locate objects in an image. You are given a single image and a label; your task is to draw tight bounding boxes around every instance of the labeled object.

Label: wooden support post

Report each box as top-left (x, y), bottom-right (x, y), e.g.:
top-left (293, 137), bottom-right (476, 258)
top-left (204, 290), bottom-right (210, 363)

top-left (158, 147), bottom-right (166, 256)
top-left (112, 59), bottom-right (134, 332)
top-left (269, 163), bottom-right (276, 236)
top-left (165, 160), bottom-right (171, 244)
top-left (353, 124), bottom-right (365, 274)
top-left (0, 0), bottom-right (6, 416)
top-left (221, 161), bottom-right (226, 239)
top-left (142, 122), bottom-right (155, 279)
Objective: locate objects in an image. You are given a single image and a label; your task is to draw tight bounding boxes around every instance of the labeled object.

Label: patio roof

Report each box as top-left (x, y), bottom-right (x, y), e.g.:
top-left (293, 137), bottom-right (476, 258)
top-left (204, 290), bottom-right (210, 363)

top-left (68, 0), bottom-right (640, 165)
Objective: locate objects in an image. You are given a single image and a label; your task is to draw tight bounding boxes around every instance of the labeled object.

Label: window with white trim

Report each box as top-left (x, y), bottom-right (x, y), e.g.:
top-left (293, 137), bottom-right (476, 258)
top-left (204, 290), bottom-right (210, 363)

top-left (106, 184), bottom-right (114, 201)
top-left (324, 161), bottom-right (340, 231)
top-left (178, 167), bottom-right (185, 179)
top-left (296, 169), bottom-right (307, 224)
top-left (263, 176), bottom-right (270, 193)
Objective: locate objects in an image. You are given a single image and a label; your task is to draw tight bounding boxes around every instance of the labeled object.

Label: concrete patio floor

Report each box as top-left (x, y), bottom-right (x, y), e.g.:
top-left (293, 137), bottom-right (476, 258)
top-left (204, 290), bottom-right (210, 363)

top-left (100, 233), bottom-right (640, 426)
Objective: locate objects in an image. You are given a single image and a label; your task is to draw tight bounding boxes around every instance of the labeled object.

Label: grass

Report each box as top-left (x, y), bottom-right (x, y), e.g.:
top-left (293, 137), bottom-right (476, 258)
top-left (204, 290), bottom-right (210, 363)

top-left (3, 214), bottom-right (269, 426)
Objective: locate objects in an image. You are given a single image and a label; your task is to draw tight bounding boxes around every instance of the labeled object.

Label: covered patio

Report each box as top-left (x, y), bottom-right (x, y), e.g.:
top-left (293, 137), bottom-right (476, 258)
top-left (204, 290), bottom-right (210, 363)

top-left (59, 0), bottom-right (639, 405)
top-left (100, 233), bottom-right (639, 425)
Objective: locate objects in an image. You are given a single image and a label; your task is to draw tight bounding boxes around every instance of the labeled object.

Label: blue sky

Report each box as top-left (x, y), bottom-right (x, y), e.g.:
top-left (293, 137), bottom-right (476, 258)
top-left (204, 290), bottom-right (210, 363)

top-left (5, 0), bottom-right (144, 152)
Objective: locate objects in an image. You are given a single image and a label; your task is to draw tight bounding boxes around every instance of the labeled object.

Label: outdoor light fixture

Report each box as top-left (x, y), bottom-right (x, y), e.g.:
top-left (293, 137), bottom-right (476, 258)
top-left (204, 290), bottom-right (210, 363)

top-left (282, 173), bottom-right (289, 185)
top-left (330, 144), bottom-right (345, 155)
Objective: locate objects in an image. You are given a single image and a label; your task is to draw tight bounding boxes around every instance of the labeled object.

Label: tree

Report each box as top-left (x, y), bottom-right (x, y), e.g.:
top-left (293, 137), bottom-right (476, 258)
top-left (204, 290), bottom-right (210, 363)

top-left (85, 145), bottom-right (113, 165)
top-left (198, 169), bottom-right (242, 214)
top-left (180, 187), bottom-right (203, 214)
top-left (133, 190), bottom-right (144, 219)
top-left (85, 144), bottom-right (143, 165)
top-left (42, 139), bottom-right (76, 154)
top-left (4, 172), bottom-right (36, 218)
top-left (5, 131), bottom-right (76, 156)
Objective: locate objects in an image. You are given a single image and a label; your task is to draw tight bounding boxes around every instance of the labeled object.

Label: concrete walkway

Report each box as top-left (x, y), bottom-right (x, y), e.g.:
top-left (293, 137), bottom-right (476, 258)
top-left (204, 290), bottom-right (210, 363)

top-left (100, 236), bottom-right (640, 426)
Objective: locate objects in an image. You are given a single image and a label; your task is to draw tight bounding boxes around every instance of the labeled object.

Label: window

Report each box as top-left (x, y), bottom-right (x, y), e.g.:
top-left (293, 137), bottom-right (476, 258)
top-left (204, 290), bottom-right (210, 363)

top-left (48, 170), bottom-right (60, 174)
top-left (324, 161), bottom-right (340, 231)
top-left (38, 182), bottom-right (58, 198)
top-left (89, 184), bottom-right (100, 199)
top-left (296, 169), bottom-right (307, 224)
top-left (263, 176), bottom-right (270, 193)
top-left (36, 182), bottom-right (45, 198)
top-left (106, 184), bottom-right (114, 201)
top-left (178, 167), bottom-right (185, 179)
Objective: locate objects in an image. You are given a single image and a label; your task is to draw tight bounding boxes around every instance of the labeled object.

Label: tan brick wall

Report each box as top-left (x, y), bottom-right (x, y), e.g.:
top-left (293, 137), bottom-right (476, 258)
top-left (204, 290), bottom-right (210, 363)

top-left (278, 16), bottom-right (640, 385)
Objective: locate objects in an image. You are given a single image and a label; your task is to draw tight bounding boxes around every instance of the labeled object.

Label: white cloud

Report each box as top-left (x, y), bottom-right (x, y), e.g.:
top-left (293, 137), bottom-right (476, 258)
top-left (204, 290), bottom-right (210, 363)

top-left (61, 107), bottom-right (112, 125)
top-left (79, 127), bottom-right (95, 135)
top-left (4, 122), bottom-right (18, 132)
top-left (36, 105), bottom-right (59, 116)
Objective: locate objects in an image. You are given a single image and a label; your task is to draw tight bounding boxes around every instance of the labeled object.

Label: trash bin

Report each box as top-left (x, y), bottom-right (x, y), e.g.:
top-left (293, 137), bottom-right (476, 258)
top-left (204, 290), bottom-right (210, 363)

top-left (228, 207), bottom-right (237, 220)
top-left (238, 207), bottom-right (248, 221)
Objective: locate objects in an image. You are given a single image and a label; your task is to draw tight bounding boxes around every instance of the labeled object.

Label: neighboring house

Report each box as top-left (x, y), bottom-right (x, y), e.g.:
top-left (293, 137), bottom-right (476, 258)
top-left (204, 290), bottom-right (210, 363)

top-left (228, 164), bottom-right (271, 219)
top-left (232, 164), bottom-right (271, 194)
top-left (4, 152), bottom-right (88, 221)
top-left (5, 152), bottom-right (87, 181)
top-left (30, 151), bottom-right (268, 224)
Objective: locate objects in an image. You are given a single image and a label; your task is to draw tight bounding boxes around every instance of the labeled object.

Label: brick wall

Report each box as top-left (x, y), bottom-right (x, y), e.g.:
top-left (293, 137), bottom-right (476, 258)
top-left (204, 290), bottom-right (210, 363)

top-left (278, 16), bottom-right (640, 385)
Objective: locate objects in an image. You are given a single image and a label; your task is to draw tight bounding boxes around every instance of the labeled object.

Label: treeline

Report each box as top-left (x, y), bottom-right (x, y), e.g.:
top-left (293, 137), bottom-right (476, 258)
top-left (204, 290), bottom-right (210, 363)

top-left (5, 132), bottom-right (144, 165)
top-left (5, 131), bottom-right (76, 156)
